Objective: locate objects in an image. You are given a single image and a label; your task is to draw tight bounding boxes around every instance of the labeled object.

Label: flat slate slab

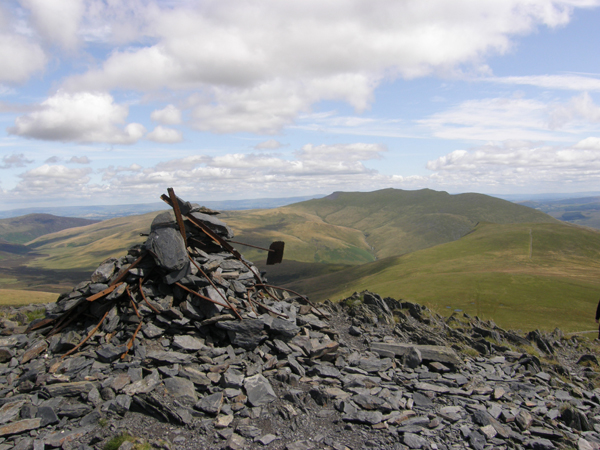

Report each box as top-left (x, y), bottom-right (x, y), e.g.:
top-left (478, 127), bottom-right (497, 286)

top-left (370, 342), bottom-right (462, 366)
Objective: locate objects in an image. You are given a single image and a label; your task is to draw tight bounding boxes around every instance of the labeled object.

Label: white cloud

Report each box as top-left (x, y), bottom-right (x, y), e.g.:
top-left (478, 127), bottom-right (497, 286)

top-left (425, 140), bottom-right (600, 189)
top-left (419, 97), bottom-right (553, 141)
top-left (13, 164), bottom-right (94, 197)
top-left (574, 136), bottom-right (600, 149)
top-left (59, 0), bottom-right (597, 133)
top-left (487, 74), bottom-right (600, 91)
top-left (20, 0), bottom-right (85, 50)
top-left (0, 33), bottom-right (46, 83)
top-left (0, 153), bottom-right (33, 169)
top-left (548, 92), bottom-right (600, 129)
top-left (8, 91), bottom-right (146, 144)
top-left (69, 156), bottom-right (90, 164)
top-left (99, 142), bottom-right (390, 198)
top-left (255, 139), bottom-right (283, 150)
top-left (150, 104), bottom-right (182, 125)
top-left (147, 125), bottom-right (183, 143)
top-left (419, 93), bottom-right (600, 141)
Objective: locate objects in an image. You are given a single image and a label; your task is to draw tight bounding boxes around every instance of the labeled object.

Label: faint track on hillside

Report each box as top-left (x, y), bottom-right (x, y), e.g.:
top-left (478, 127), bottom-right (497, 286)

top-left (529, 228), bottom-right (533, 259)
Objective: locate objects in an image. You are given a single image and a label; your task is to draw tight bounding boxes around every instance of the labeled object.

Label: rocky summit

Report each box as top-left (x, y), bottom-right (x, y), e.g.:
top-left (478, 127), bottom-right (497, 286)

top-left (1, 194), bottom-right (600, 450)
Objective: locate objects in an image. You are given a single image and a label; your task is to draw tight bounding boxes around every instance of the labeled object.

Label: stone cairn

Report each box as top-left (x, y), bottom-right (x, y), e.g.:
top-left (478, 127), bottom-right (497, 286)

top-left (0, 192), bottom-right (600, 449)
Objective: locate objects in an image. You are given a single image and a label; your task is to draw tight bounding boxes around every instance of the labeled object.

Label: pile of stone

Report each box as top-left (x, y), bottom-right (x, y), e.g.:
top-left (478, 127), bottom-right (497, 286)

top-left (0, 197), bottom-right (600, 449)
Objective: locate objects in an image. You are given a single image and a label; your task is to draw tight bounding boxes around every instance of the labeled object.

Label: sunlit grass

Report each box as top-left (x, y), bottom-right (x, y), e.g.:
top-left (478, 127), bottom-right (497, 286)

top-left (0, 289), bottom-right (57, 306)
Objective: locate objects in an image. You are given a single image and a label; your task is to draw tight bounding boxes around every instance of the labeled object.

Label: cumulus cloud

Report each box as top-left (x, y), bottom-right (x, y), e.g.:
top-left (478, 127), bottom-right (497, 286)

top-left (574, 136), bottom-right (600, 149)
top-left (13, 164), bottom-right (93, 197)
top-left (8, 91), bottom-right (146, 144)
top-left (69, 156), bottom-right (90, 164)
top-left (58, 0), bottom-right (594, 133)
top-left (150, 104), bottom-right (182, 125)
top-left (147, 126), bottom-right (183, 143)
top-left (0, 33), bottom-right (46, 83)
top-left (425, 140), bottom-right (600, 189)
top-left (0, 153), bottom-right (33, 169)
top-left (44, 156), bottom-right (60, 164)
top-left (98, 143), bottom-right (390, 198)
top-left (20, 0), bottom-right (85, 50)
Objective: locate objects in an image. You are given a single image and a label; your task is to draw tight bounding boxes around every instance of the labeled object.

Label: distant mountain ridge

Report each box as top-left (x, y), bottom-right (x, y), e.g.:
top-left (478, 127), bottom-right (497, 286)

top-left (0, 195), bottom-right (324, 220)
top-left (224, 188), bottom-right (559, 262)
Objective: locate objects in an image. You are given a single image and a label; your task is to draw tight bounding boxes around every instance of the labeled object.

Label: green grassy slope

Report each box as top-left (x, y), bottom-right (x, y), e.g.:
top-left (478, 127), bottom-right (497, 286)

top-left (0, 214), bottom-right (99, 245)
top-left (18, 188), bottom-right (559, 276)
top-left (287, 189), bottom-right (559, 258)
top-left (283, 222), bottom-right (600, 333)
top-left (25, 212), bottom-right (157, 270)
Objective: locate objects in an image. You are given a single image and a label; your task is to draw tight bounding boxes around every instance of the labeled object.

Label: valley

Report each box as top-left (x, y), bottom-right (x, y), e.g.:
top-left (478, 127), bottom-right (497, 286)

top-left (1, 188), bottom-right (599, 333)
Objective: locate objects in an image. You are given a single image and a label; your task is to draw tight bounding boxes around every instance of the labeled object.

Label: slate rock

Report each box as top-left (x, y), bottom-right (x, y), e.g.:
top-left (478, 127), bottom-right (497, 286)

top-left (36, 406), bottom-right (59, 427)
top-left (216, 319), bottom-right (267, 349)
top-left (244, 374), bottom-right (277, 407)
top-left (269, 318), bottom-right (300, 339)
top-left (403, 432), bottom-right (429, 449)
top-left (195, 392), bottom-right (224, 415)
top-left (164, 377), bottom-right (198, 404)
top-left (172, 335), bottom-right (205, 351)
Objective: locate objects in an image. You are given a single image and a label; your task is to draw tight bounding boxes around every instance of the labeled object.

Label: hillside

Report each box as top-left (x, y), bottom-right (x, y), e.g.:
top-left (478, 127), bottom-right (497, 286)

top-left (281, 221), bottom-right (600, 332)
top-left (0, 213), bottom-right (99, 245)
top-left (0, 188), bottom-right (563, 298)
top-left (224, 188), bottom-right (558, 262)
top-left (24, 212), bottom-right (156, 271)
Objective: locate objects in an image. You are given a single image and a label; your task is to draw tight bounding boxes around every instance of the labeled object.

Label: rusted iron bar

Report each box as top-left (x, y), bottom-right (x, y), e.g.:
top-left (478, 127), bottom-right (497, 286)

top-left (109, 253), bottom-right (146, 287)
top-left (245, 288), bottom-right (258, 315)
top-left (86, 283), bottom-right (123, 302)
top-left (227, 240), bottom-right (274, 252)
top-left (122, 287), bottom-right (144, 359)
top-left (61, 308), bottom-right (110, 358)
top-left (255, 283), bottom-right (327, 317)
top-left (187, 255), bottom-right (242, 320)
top-left (48, 303), bottom-right (86, 337)
top-left (26, 317), bottom-right (56, 332)
top-left (248, 297), bottom-right (289, 318)
top-left (167, 187), bottom-right (188, 248)
top-left (138, 278), bottom-right (160, 314)
top-left (174, 282), bottom-right (230, 309)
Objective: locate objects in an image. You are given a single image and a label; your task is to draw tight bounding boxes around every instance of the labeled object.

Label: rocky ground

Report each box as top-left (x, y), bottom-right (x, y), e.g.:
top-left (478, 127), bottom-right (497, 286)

top-left (1, 193), bottom-right (600, 450)
top-left (1, 290), bottom-right (600, 450)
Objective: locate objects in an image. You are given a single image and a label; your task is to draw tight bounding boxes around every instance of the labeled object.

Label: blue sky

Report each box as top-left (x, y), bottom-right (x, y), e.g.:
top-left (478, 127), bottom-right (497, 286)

top-left (2, 0), bottom-right (600, 210)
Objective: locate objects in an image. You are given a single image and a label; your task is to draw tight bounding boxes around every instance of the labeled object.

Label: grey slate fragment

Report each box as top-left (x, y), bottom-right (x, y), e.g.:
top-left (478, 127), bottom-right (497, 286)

top-left (370, 342), bottom-right (462, 366)
top-left (342, 410), bottom-right (383, 425)
top-left (164, 377), bottom-right (198, 404)
top-left (216, 318), bottom-right (267, 349)
top-left (172, 335), bottom-right (205, 351)
top-left (403, 347), bottom-right (422, 369)
top-left (147, 350), bottom-right (192, 364)
top-left (43, 381), bottom-right (96, 398)
top-left (412, 392), bottom-right (433, 408)
top-left (189, 212), bottom-right (234, 239)
top-left (36, 406), bottom-right (59, 426)
top-left (244, 374), bottom-right (277, 407)
top-left (269, 318), bottom-right (300, 339)
top-left (195, 392), bottom-right (223, 415)
top-left (527, 438), bottom-right (555, 450)
top-left (96, 344), bottom-right (127, 363)
top-left (145, 227), bottom-right (189, 273)
top-left (403, 432), bottom-right (429, 449)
